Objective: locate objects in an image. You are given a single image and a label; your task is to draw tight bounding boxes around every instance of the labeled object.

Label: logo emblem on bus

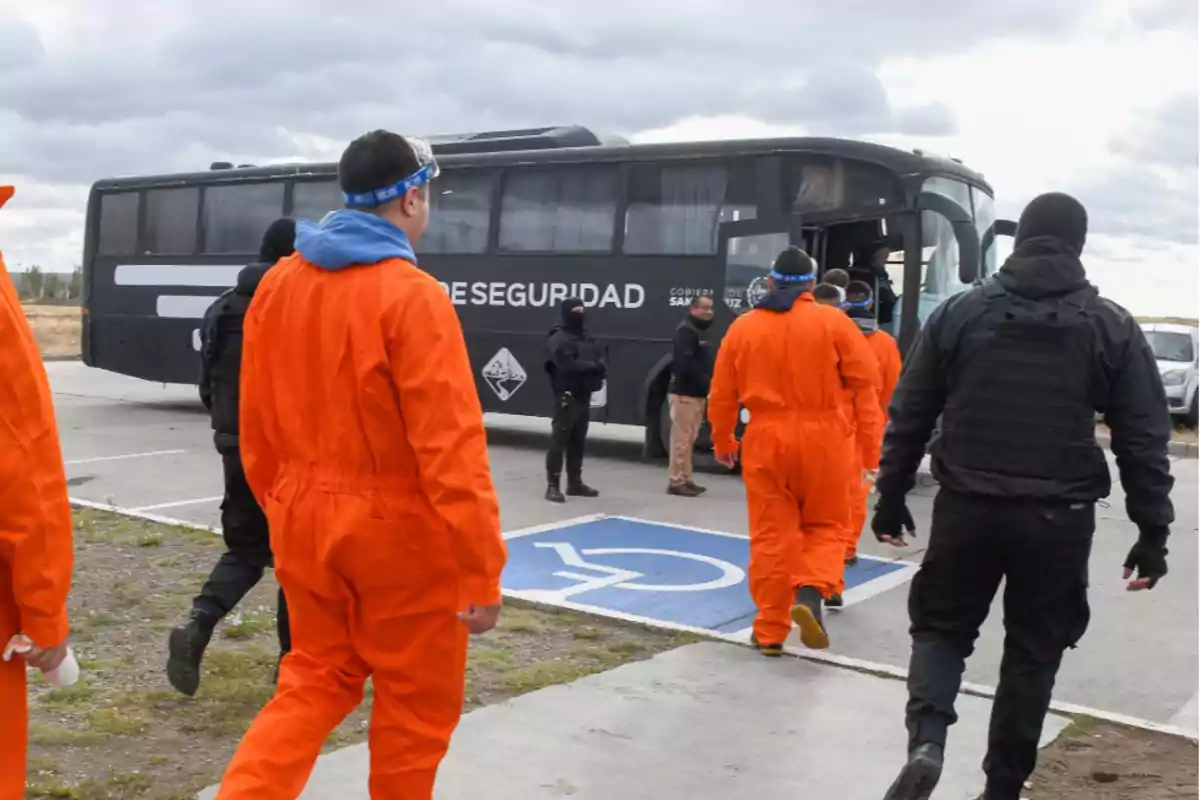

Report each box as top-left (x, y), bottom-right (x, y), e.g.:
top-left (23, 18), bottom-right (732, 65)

top-left (746, 276), bottom-right (770, 308)
top-left (482, 347), bottom-right (528, 402)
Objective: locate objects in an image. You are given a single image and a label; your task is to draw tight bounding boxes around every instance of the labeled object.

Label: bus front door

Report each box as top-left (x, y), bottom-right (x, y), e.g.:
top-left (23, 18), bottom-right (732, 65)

top-left (718, 219), bottom-right (816, 319)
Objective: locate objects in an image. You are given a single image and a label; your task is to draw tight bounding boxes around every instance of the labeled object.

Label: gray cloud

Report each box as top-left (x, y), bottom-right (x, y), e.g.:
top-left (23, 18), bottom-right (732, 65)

top-left (1073, 92), bottom-right (1199, 246)
top-left (0, 0), bottom-right (1092, 187)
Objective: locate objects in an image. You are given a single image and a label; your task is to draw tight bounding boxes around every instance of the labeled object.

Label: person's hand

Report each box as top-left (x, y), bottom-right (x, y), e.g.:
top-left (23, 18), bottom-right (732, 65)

top-left (458, 602), bottom-right (502, 634)
top-left (862, 468), bottom-right (878, 486)
top-left (1123, 529), bottom-right (1168, 591)
top-left (715, 451), bottom-right (737, 470)
top-left (23, 642), bottom-right (69, 673)
top-left (872, 495), bottom-right (915, 547)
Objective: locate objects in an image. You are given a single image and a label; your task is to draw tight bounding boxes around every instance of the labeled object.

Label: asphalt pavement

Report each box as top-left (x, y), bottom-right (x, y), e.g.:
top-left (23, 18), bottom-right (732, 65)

top-left (48, 360), bottom-right (1199, 735)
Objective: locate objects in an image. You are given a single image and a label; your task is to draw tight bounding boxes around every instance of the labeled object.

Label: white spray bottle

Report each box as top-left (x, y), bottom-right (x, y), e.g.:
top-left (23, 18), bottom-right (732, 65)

top-left (3, 633), bottom-right (80, 687)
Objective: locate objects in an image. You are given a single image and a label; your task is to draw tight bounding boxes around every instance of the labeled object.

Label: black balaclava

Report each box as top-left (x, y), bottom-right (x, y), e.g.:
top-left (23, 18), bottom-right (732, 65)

top-left (1014, 192), bottom-right (1088, 256)
top-left (259, 217), bottom-right (298, 263)
top-left (561, 297), bottom-right (585, 332)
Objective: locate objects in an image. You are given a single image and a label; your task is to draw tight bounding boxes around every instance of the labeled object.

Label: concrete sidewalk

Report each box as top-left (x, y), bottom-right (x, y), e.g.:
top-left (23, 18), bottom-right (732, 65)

top-left (199, 642), bottom-right (1070, 799)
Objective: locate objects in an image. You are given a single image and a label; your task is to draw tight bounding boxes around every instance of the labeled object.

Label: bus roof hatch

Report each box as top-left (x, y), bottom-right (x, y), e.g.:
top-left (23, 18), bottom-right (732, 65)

top-left (424, 125), bottom-right (627, 154)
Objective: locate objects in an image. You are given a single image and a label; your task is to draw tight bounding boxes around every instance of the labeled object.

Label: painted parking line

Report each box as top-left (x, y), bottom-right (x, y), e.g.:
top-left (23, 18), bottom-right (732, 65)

top-left (65, 449), bottom-right (188, 466)
top-left (502, 515), bottom-right (916, 636)
top-left (128, 495), bottom-right (224, 513)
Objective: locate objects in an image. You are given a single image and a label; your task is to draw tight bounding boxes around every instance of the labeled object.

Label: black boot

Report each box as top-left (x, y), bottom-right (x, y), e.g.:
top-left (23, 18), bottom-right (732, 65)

top-left (825, 592), bottom-right (844, 609)
top-left (789, 586), bottom-right (830, 650)
top-left (882, 742), bottom-right (944, 800)
top-left (167, 611), bottom-right (217, 697)
top-left (545, 476), bottom-right (566, 503)
top-left (749, 633), bottom-right (784, 658)
top-left (566, 481), bottom-right (599, 498)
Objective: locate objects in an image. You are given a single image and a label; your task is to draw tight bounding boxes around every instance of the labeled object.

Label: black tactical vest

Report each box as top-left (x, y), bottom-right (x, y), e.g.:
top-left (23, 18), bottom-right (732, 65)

top-left (203, 291), bottom-right (252, 453)
top-left (935, 281), bottom-right (1104, 483)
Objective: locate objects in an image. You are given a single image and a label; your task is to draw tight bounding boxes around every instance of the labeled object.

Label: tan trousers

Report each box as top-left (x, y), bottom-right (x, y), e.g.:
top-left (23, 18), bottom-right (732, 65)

top-left (668, 394), bottom-right (706, 486)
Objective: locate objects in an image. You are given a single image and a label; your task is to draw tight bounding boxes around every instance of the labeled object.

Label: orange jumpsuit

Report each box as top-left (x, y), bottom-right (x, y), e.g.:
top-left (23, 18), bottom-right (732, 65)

top-left (709, 291), bottom-right (881, 646)
top-left (0, 186), bottom-right (75, 800)
top-left (214, 213), bottom-right (508, 799)
top-left (844, 329), bottom-right (902, 559)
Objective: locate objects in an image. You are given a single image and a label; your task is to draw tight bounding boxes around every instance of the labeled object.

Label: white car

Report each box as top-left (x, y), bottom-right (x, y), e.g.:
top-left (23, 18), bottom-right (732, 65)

top-left (1141, 323), bottom-right (1198, 427)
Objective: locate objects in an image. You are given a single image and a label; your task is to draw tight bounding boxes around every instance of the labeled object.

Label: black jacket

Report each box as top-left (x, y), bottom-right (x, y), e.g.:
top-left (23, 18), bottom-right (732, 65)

top-left (875, 238), bottom-right (1174, 530)
top-left (669, 316), bottom-right (713, 398)
top-left (545, 324), bottom-right (606, 400)
top-left (198, 262), bottom-right (271, 453)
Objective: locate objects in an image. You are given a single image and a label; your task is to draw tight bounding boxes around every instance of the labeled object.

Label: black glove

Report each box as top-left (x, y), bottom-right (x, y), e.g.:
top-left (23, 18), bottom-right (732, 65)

top-left (1124, 526), bottom-right (1169, 589)
top-left (872, 495), bottom-right (915, 542)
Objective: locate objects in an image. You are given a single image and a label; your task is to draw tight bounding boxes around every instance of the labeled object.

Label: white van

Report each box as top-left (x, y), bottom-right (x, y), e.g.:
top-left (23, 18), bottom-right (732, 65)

top-left (1141, 323), bottom-right (1199, 427)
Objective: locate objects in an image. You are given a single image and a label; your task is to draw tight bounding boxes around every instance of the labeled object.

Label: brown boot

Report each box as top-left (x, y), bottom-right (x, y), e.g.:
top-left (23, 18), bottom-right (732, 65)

top-left (667, 482), bottom-right (702, 497)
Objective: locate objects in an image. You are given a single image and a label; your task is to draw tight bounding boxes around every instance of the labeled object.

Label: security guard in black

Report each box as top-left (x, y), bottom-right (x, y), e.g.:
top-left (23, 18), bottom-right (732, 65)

top-left (872, 193), bottom-right (1174, 800)
top-left (166, 218), bottom-right (297, 697)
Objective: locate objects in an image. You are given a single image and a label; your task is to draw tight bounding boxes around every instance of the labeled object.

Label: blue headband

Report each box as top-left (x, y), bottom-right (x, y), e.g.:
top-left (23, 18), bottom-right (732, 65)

top-left (343, 164), bottom-right (436, 208)
top-left (770, 269), bottom-right (816, 284)
top-left (841, 298), bottom-right (872, 309)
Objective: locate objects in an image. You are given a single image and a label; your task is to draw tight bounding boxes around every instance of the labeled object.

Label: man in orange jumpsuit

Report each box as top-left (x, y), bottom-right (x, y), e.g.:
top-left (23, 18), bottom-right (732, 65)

top-left (709, 247), bottom-right (881, 655)
top-left (212, 132), bottom-right (508, 799)
top-left (841, 280), bottom-right (901, 566)
top-left (811, 284), bottom-right (883, 608)
top-left (0, 185), bottom-right (75, 799)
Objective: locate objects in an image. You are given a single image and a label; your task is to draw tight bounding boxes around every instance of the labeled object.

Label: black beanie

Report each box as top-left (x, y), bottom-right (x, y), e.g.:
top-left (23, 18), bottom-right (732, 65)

top-left (772, 246), bottom-right (817, 279)
top-left (1014, 192), bottom-right (1088, 256)
top-left (259, 218), bottom-right (297, 263)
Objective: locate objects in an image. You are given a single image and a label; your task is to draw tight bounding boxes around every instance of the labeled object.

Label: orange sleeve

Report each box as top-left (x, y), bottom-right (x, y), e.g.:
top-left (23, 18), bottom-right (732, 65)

top-left (238, 284), bottom-right (279, 506)
top-left (707, 317), bottom-right (744, 459)
top-left (833, 315), bottom-right (883, 470)
top-left (386, 276), bottom-right (507, 607)
top-left (0, 254), bottom-right (74, 648)
top-left (877, 335), bottom-right (903, 415)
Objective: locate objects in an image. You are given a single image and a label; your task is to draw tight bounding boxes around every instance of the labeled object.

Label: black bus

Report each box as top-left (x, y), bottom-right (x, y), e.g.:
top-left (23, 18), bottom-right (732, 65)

top-left (81, 125), bottom-right (1015, 456)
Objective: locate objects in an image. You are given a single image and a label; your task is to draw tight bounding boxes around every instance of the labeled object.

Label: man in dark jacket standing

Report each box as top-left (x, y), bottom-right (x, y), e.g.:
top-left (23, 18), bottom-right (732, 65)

top-left (544, 298), bottom-right (607, 503)
top-left (874, 193), bottom-right (1175, 800)
top-left (667, 294), bottom-right (715, 497)
top-left (167, 218), bottom-right (297, 696)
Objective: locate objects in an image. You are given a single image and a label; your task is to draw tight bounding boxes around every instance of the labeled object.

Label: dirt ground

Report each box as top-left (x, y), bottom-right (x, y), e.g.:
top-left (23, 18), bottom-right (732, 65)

top-left (24, 510), bottom-right (696, 799)
top-left (22, 304), bottom-right (81, 359)
top-left (1023, 717), bottom-right (1198, 799)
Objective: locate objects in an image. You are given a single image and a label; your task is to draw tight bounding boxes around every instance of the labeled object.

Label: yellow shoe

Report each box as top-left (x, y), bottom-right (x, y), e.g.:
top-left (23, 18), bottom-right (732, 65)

top-left (790, 587), bottom-right (830, 650)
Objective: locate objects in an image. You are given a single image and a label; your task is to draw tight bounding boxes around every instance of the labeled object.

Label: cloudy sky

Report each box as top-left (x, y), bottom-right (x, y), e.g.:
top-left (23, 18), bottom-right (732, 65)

top-left (1, 0), bottom-right (1196, 317)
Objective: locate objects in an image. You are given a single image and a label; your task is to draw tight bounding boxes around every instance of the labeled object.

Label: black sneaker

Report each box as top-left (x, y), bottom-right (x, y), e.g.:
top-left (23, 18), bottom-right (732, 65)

top-left (825, 593), bottom-right (844, 609)
top-left (845, 555), bottom-right (859, 567)
top-left (882, 743), bottom-right (944, 800)
top-left (167, 614), bottom-right (216, 697)
top-left (749, 633), bottom-right (784, 658)
top-left (789, 586), bottom-right (830, 650)
top-left (667, 483), bottom-right (702, 497)
top-left (545, 484), bottom-right (566, 503)
top-left (566, 483), bottom-right (599, 498)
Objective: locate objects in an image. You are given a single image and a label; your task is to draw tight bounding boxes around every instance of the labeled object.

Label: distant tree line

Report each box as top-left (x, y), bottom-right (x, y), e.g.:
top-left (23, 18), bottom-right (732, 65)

top-left (10, 265), bottom-right (82, 304)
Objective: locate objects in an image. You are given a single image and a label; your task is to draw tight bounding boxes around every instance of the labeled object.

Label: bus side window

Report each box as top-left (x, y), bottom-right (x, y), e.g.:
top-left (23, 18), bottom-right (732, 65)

top-left (203, 183), bottom-right (286, 255)
top-left (419, 171), bottom-right (492, 254)
top-left (144, 188), bottom-right (200, 255)
top-left (499, 167), bottom-right (618, 253)
top-left (292, 179), bottom-right (343, 222)
top-left (623, 161), bottom-right (757, 256)
top-left (97, 192), bottom-right (140, 257)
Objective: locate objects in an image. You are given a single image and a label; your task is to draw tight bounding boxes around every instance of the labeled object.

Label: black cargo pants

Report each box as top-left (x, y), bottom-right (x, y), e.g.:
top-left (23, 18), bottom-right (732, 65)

top-left (545, 393), bottom-right (591, 486)
top-left (193, 451), bottom-right (292, 656)
top-left (904, 489), bottom-right (1093, 798)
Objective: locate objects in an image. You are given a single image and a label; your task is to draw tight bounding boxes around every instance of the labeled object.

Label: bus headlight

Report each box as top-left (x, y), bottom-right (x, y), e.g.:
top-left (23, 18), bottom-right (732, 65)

top-left (1161, 369), bottom-right (1187, 386)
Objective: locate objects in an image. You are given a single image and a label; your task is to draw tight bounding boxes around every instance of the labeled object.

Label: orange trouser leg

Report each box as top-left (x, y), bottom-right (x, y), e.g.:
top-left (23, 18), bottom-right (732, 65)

top-left (0, 594), bottom-right (26, 800)
top-left (847, 477), bottom-right (870, 560)
top-left (791, 425), bottom-right (854, 599)
top-left (364, 616), bottom-right (468, 796)
top-left (742, 432), bottom-right (803, 646)
top-left (214, 569), bottom-right (368, 800)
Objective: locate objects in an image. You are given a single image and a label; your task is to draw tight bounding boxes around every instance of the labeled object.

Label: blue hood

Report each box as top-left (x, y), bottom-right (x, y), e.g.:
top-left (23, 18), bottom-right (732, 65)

top-left (294, 209), bottom-right (417, 271)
